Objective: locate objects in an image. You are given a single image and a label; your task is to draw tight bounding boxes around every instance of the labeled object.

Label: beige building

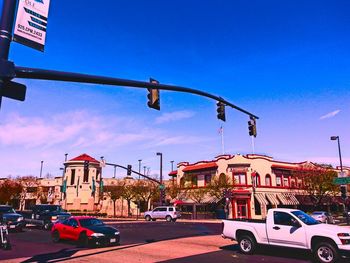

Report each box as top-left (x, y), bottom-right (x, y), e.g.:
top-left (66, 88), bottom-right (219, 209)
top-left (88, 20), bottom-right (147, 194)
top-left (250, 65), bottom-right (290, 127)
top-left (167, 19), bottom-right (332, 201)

top-left (174, 154), bottom-right (350, 219)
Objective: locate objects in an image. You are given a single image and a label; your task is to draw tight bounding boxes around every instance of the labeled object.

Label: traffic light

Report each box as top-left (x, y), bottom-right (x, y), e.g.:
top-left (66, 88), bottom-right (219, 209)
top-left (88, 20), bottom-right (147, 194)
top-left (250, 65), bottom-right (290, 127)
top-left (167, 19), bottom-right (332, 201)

top-left (248, 116), bottom-right (257, 137)
top-left (84, 160), bottom-right (89, 170)
top-left (341, 185), bottom-right (347, 200)
top-left (147, 78), bottom-right (160, 110)
top-left (127, 165), bottom-right (132, 176)
top-left (216, 101), bottom-right (226, 121)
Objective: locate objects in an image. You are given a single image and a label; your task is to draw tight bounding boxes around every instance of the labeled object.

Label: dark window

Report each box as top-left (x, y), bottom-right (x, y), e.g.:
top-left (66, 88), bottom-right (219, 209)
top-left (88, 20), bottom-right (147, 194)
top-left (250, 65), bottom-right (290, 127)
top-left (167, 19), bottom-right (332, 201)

top-left (168, 207), bottom-right (174, 211)
top-left (205, 174), bottom-right (212, 185)
top-left (254, 197), bottom-right (261, 215)
top-left (83, 167), bottom-right (89, 182)
top-left (265, 174), bottom-right (271, 186)
top-left (70, 169), bottom-right (76, 185)
top-left (159, 208), bottom-right (167, 212)
top-left (276, 175), bottom-right (282, 186)
top-left (96, 170), bottom-right (100, 181)
top-left (69, 218), bottom-right (78, 227)
top-left (153, 208), bottom-right (161, 212)
top-left (274, 211), bottom-right (295, 226)
top-left (79, 218), bottom-right (104, 227)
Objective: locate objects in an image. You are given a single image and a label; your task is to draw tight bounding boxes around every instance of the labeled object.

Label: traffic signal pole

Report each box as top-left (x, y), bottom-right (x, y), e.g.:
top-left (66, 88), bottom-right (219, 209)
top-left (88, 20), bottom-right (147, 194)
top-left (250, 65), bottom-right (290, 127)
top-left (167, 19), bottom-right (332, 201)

top-left (13, 66), bottom-right (259, 120)
top-left (0, 0), bottom-right (17, 107)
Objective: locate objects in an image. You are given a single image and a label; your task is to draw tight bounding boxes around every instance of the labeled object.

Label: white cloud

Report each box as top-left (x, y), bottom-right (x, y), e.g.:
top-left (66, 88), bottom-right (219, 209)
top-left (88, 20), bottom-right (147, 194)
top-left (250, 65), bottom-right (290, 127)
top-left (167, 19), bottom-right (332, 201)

top-left (320, 110), bottom-right (340, 120)
top-left (155, 110), bottom-right (195, 124)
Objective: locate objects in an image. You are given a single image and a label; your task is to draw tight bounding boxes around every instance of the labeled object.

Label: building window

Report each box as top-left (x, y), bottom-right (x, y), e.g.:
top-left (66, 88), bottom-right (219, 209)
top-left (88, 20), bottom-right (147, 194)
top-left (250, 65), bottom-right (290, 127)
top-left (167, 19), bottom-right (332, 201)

top-left (70, 169), bottom-right (76, 185)
top-left (254, 197), bottom-right (261, 215)
top-left (276, 175), bottom-right (282, 186)
top-left (253, 173), bottom-right (261, 187)
top-left (265, 174), bottom-right (271, 186)
top-left (83, 167), bottom-right (89, 183)
top-left (234, 174), bottom-right (246, 185)
top-left (283, 177), bottom-right (289, 187)
top-left (205, 174), bottom-right (212, 185)
top-left (191, 175), bottom-right (198, 187)
top-left (96, 170), bottom-right (100, 181)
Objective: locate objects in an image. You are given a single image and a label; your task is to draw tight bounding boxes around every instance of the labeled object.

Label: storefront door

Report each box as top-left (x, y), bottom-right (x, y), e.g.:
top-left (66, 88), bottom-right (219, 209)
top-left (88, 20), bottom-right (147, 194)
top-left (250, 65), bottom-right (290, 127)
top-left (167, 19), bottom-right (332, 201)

top-left (237, 200), bottom-right (248, 218)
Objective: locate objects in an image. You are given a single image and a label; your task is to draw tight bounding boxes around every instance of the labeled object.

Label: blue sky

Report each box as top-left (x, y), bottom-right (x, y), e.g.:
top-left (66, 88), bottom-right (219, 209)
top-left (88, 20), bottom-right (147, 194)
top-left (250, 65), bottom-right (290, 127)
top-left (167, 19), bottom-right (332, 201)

top-left (1, 0), bottom-right (350, 179)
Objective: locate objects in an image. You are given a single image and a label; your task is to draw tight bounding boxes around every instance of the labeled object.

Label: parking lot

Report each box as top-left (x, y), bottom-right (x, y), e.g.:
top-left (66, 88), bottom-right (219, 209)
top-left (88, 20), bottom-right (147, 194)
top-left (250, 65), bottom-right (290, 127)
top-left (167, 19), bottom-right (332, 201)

top-left (1, 220), bottom-right (349, 263)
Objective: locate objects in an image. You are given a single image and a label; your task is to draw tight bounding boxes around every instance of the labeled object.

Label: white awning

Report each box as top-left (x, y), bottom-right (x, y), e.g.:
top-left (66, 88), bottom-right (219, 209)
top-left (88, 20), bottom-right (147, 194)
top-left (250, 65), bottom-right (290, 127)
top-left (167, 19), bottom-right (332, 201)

top-left (283, 193), bottom-right (299, 205)
top-left (277, 193), bottom-right (299, 205)
top-left (266, 193), bottom-right (280, 206)
top-left (254, 193), bottom-right (269, 206)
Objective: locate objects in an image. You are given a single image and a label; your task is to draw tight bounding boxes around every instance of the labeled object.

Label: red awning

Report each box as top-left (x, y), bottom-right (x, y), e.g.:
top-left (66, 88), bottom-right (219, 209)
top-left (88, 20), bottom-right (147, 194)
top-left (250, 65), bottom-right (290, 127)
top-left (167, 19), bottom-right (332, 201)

top-left (168, 170), bottom-right (177, 176)
top-left (183, 162), bottom-right (218, 172)
top-left (271, 164), bottom-right (298, 170)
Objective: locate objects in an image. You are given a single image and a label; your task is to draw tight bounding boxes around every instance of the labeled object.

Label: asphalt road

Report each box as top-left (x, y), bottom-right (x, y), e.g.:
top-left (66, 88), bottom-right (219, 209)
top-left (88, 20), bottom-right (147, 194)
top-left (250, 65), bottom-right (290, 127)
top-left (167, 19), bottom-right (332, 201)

top-left (1, 220), bottom-right (347, 263)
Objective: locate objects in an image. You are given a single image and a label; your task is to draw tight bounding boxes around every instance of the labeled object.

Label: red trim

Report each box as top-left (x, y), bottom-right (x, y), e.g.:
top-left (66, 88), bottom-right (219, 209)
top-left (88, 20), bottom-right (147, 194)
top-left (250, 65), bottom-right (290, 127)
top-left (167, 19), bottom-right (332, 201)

top-left (232, 200), bottom-right (236, 218)
top-left (183, 162), bottom-right (217, 172)
top-left (168, 170), bottom-right (177, 176)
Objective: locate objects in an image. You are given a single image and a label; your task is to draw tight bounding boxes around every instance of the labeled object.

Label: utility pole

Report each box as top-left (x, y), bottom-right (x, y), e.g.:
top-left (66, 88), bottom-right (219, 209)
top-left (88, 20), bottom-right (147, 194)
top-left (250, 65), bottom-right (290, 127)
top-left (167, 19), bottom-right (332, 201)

top-left (0, 0), bottom-right (17, 108)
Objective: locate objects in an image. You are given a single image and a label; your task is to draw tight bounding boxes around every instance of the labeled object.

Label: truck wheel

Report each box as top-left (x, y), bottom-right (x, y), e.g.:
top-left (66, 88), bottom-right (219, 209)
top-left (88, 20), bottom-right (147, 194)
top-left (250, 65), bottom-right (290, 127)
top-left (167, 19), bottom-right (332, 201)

top-left (238, 234), bottom-right (256, 255)
top-left (166, 216), bottom-right (173, 222)
top-left (52, 230), bottom-right (60, 243)
top-left (145, 215), bottom-right (151, 221)
top-left (313, 242), bottom-right (339, 263)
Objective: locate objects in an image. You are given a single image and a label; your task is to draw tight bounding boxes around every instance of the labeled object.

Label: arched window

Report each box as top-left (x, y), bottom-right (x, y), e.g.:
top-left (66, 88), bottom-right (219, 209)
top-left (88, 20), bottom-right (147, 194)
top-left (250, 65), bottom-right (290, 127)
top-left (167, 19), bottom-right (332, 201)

top-left (254, 173), bottom-right (261, 187)
top-left (265, 174), bottom-right (272, 186)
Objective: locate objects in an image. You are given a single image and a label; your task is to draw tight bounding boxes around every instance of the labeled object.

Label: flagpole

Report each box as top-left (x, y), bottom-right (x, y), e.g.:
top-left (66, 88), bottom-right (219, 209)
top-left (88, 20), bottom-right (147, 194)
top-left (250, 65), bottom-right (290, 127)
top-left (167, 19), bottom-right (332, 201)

top-left (221, 126), bottom-right (225, 154)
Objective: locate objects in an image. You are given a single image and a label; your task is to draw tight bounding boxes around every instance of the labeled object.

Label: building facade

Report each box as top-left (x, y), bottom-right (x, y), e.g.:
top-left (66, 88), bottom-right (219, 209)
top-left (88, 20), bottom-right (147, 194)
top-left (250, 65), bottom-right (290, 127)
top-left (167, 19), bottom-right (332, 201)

top-left (174, 154), bottom-right (350, 219)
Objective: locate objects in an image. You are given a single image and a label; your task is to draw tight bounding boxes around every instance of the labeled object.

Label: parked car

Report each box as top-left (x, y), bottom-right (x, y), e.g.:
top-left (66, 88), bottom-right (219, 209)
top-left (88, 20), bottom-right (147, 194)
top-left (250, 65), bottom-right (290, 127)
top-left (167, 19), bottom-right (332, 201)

top-left (310, 211), bottom-right (335, 224)
top-left (0, 205), bottom-right (26, 231)
top-left (22, 204), bottom-right (71, 230)
top-left (51, 216), bottom-right (120, 247)
top-left (222, 208), bottom-right (350, 263)
top-left (144, 206), bottom-right (181, 222)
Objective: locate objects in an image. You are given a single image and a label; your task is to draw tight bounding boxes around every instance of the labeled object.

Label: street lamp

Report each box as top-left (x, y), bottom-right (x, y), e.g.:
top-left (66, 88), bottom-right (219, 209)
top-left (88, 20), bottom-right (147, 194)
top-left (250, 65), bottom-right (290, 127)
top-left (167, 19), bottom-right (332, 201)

top-left (39, 160), bottom-right (44, 178)
top-left (138, 159), bottom-right (142, 179)
top-left (157, 152), bottom-right (163, 205)
top-left (331, 136), bottom-right (348, 224)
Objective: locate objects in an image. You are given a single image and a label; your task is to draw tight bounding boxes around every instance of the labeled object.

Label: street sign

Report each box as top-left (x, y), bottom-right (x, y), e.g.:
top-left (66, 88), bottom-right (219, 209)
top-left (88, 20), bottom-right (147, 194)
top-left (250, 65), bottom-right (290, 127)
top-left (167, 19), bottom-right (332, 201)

top-left (159, 184), bottom-right (165, 190)
top-left (333, 177), bottom-right (350, 185)
top-left (13, 0), bottom-right (51, 51)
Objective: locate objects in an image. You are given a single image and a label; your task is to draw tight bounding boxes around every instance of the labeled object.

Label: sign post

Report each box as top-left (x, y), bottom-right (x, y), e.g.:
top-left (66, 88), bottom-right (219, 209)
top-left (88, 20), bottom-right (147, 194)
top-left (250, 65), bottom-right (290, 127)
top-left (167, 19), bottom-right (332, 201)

top-left (13, 0), bottom-right (51, 51)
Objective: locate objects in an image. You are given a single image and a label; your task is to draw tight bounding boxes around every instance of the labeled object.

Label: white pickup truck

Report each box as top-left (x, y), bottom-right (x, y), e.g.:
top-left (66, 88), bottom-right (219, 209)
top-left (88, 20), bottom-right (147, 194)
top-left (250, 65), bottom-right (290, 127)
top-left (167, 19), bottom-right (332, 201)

top-left (222, 208), bottom-right (350, 263)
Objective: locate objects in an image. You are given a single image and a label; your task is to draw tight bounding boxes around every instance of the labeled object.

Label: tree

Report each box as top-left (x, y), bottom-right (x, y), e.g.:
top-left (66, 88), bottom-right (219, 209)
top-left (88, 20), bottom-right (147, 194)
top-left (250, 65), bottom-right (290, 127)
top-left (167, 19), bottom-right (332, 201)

top-left (121, 182), bottom-right (135, 217)
top-left (104, 181), bottom-right (125, 217)
top-left (208, 173), bottom-right (233, 200)
top-left (187, 187), bottom-right (209, 204)
top-left (293, 164), bottom-right (339, 207)
top-left (0, 179), bottom-right (23, 206)
top-left (167, 181), bottom-right (181, 200)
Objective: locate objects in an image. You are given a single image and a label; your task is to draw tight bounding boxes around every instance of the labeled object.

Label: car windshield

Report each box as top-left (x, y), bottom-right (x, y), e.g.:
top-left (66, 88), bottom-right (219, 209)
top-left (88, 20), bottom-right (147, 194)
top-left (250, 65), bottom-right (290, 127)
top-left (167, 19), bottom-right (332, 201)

top-left (292, 210), bottom-right (320, 225)
top-left (79, 218), bottom-right (104, 227)
top-left (0, 207), bottom-right (15, 213)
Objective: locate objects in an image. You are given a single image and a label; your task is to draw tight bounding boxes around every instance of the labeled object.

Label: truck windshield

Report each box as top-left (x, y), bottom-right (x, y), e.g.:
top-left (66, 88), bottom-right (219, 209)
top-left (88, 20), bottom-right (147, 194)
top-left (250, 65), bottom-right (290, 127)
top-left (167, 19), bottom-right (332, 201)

top-left (40, 205), bottom-right (62, 212)
top-left (292, 210), bottom-right (320, 225)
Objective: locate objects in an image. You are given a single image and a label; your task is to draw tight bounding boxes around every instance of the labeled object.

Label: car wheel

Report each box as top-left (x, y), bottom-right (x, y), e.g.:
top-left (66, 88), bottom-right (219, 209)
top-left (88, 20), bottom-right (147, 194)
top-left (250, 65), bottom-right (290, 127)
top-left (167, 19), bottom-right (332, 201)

top-left (145, 215), bottom-right (151, 221)
top-left (151, 218), bottom-right (156, 221)
top-left (78, 232), bottom-right (90, 248)
top-left (172, 218), bottom-right (177, 222)
top-left (237, 234), bottom-right (257, 255)
top-left (43, 222), bottom-right (52, 231)
top-left (166, 216), bottom-right (172, 222)
top-left (313, 242), bottom-right (339, 263)
top-left (52, 230), bottom-right (60, 243)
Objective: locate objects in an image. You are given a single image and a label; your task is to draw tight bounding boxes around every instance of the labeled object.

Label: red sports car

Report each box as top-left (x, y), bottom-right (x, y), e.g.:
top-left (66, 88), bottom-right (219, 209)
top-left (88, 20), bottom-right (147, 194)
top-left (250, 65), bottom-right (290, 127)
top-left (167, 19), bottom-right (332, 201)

top-left (51, 216), bottom-right (120, 247)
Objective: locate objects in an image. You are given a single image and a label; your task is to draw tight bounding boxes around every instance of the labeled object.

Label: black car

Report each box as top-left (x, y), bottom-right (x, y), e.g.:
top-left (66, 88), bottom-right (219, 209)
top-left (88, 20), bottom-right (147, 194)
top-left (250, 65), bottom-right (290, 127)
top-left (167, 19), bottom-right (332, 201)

top-left (0, 205), bottom-right (26, 231)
